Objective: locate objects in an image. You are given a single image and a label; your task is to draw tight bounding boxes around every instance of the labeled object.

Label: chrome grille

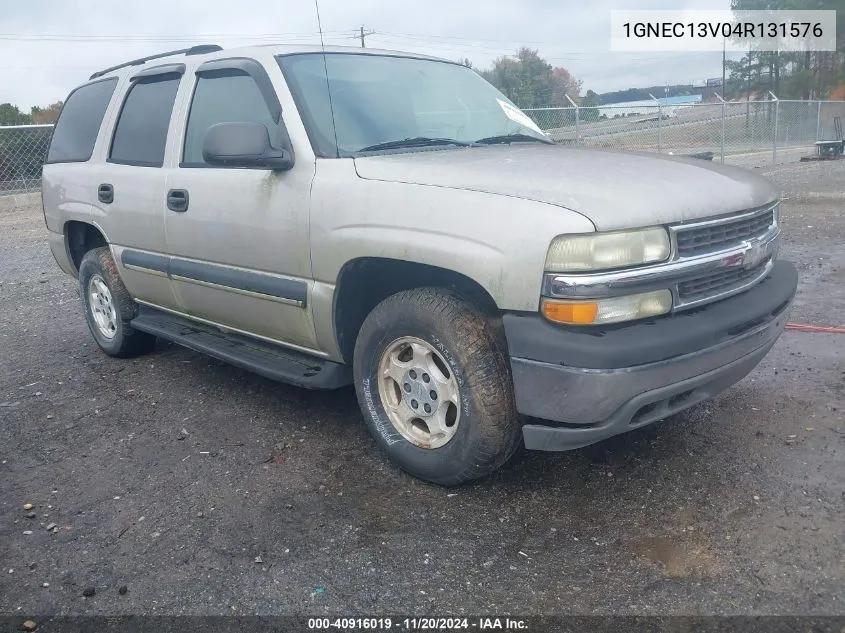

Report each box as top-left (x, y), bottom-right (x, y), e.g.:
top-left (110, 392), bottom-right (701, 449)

top-left (542, 202), bottom-right (781, 315)
top-left (675, 208), bottom-right (775, 257)
top-left (678, 261), bottom-right (769, 300)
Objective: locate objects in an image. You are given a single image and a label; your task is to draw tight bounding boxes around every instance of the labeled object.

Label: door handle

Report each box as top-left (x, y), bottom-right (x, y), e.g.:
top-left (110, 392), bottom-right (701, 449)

top-left (167, 189), bottom-right (189, 212)
top-left (97, 183), bottom-right (114, 204)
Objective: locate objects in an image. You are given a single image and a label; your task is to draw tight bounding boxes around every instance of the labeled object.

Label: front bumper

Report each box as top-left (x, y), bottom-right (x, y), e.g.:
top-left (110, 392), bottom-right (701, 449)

top-left (505, 260), bottom-right (798, 451)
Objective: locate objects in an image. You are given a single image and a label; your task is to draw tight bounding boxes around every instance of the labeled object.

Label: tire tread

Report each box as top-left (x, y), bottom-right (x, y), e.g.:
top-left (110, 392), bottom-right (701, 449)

top-left (354, 287), bottom-right (521, 486)
top-left (79, 247), bottom-right (156, 358)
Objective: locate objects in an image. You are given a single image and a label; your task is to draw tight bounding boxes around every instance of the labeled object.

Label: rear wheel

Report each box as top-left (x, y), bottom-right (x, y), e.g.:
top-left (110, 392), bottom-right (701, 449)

top-left (353, 288), bottom-right (521, 486)
top-left (78, 247), bottom-right (156, 358)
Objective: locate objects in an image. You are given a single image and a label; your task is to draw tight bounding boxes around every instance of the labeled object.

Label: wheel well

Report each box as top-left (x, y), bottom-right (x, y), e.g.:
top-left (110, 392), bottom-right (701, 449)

top-left (333, 257), bottom-right (499, 363)
top-left (65, 221), bottom-right (108, 272)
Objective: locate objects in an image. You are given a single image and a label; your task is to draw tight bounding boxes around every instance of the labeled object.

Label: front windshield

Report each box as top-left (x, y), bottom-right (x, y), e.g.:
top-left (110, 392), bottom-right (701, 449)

top-left (277, 53), bottom-right (549, 157)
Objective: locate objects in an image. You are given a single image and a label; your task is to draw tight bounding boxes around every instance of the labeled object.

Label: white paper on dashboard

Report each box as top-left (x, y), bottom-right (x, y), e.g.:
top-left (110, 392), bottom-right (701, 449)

top-left (496, 98), bottom-right (546, 136)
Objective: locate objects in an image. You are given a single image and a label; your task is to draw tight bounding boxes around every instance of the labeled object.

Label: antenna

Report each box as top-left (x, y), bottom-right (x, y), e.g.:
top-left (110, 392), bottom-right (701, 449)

top-left (314, 0), bottom-right (340, 156)
top-left (314, 0), bottom-right (327, 51)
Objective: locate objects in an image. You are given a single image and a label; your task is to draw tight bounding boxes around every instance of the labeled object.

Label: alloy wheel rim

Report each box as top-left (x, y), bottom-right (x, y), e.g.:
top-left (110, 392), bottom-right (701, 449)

top-left (88, 275), bottom-right (118, 340)
top-left (377, 336), bottom-right (461, 449)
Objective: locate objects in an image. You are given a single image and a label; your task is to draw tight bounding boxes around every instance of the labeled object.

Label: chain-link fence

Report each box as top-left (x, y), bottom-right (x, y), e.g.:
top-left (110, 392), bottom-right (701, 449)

top-left (525, 99), bottom-right (845, 169)
top-left (1, 99), bottom-right (844, 195)
top-left (0, 124), bottom-right (53, 194)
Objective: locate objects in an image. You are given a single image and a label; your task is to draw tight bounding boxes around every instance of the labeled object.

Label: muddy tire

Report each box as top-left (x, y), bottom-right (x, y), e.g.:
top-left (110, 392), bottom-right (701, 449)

top-left (353, 288), bottom-right (521, 486)
top-left (78, 247), bottom-right (156, 358)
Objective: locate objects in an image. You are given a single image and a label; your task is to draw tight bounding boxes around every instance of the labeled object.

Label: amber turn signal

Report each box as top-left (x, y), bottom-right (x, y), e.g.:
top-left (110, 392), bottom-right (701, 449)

top-left (541, 290), bottom-right (673, 326)
top-left (542, 300), bottom-right (599, 325)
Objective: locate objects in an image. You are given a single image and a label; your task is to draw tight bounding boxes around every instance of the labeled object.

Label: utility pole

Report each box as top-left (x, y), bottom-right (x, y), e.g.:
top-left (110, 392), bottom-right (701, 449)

top-left (358, 25), bottom-right (375, 48)
top-left (722, 36), bottom-right (727, 100)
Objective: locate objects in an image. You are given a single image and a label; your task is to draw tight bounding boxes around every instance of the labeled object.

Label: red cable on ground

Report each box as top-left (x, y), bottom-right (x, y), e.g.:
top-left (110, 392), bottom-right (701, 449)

top-left (785, 323), bottom-right (845, 334)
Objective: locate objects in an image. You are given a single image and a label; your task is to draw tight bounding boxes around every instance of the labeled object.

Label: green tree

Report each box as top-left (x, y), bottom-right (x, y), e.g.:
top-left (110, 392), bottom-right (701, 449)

top-left (581, 90), bottom-right (601, 107)
top-left (482, 48), bottom-right (581, 108)
top-left (0, 103), bottom-right (53, 184)
top-left (580, 89), bottom-right (602, 122)
top-left (729, 0), bottom-right (844, 98)
top-left (0, 103), bottom-right (32, 126)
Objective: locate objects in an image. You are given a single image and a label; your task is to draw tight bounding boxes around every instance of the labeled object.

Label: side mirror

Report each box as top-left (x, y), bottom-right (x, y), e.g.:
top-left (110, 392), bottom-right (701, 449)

top-left (202, 122), bottom-right (294, 170)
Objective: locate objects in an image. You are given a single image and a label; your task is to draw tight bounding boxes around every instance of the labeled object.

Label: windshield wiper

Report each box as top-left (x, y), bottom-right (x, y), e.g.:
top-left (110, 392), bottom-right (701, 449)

top-left (356, 137), bottom-right (473, 152)
top-left (474, 133), bottom-right (554, 145)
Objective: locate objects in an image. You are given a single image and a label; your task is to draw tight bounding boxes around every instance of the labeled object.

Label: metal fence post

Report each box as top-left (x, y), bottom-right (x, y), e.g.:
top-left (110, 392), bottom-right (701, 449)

top-left (715, 92), bottom-right (726, 164)
top-left (575, 106), bottom-right (580, 146)
top-left (565, 95), bottom-right (580, 145)
top-left (769, 91), bottom-right (779, 165)
top-left (816, 101), bottom-right (822, 140)
top-left (648, 93), bottom-right (662, 152)
top-left (658, 104), bottom-right (663, 152)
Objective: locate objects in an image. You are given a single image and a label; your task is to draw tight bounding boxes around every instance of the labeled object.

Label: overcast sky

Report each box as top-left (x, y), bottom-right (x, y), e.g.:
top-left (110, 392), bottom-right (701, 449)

top-left (1, 0), bottom-right (742, 109)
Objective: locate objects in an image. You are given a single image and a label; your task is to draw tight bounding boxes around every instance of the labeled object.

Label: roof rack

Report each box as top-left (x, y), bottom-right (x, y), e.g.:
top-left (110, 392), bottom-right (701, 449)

top-left (89, 44), bottom-right (223, 80)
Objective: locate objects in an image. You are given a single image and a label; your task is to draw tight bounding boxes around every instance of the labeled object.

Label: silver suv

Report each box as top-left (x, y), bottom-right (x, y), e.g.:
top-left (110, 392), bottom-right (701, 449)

top-left (43, 44), bottom-right (797, 485)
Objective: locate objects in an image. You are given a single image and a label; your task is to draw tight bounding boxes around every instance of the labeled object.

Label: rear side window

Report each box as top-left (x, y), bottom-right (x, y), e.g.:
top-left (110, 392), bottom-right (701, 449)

top-left (46, 78), bottom-right (117, 163)
top-left (182, 72), bottom-right (277, 166)
top-left (109, 75), bottom-right (180, 167)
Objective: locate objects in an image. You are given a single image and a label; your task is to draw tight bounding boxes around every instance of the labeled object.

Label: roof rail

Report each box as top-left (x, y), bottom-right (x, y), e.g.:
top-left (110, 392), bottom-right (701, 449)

top-left (89, 44), bottom-right (223, 80)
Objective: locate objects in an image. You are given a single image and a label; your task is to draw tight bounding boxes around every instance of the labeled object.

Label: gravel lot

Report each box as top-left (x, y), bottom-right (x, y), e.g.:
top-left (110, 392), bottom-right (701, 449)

top-left (0, 160), bottom-right (843, 617)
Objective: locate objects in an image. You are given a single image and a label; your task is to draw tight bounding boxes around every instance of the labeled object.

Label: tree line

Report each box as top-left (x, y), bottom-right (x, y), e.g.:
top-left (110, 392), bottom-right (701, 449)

top-left (0, 102), bottom-right (63, 126)
top-left (0, 103), bottom-right (60, 184)
top-left (474, 48), bottom-right (585, 109)
top-left (726, 0), bottom-right (844, 99)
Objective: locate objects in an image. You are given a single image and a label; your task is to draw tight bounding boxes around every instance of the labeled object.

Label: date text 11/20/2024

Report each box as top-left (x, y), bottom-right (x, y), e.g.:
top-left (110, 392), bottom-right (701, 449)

top-left (307, 617), bottom-right (529, 630)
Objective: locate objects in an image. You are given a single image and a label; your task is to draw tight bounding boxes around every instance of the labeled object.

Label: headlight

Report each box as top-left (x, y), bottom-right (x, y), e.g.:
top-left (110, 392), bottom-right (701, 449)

top-left (542, 290), bottom-right (673, 325)
top-left (545, 227), bottom-right (670, 272)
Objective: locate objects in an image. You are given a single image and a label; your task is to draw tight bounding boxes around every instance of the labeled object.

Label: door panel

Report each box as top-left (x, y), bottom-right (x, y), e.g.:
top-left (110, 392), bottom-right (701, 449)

top-left (94, 157), bottom-right (176, 309)
top-left (93, 70), bottom-right (183, 310)
top-left (94, 165), bottom-right (167, 253)
top-left (164, 61), bottom-right (316, 349)
top-left (164, 168), bottom-right (315, 348)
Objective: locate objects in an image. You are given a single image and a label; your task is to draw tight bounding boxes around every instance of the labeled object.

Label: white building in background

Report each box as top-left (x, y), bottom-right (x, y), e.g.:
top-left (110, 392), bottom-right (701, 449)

top-left (598, 94), bottom-right (703, 119)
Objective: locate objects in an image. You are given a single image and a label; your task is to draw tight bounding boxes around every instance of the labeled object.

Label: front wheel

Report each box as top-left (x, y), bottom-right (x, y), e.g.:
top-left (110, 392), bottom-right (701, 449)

top-left (353, 288), bottom-right (521, 486)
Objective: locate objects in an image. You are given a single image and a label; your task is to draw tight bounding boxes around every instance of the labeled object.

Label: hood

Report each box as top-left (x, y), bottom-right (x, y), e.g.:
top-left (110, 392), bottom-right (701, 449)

top-left (353, 145), bottom-right (780, 231)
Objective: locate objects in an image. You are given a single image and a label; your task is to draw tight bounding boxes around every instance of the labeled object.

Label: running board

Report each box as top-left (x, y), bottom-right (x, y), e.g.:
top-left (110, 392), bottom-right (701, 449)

top-left (130, 307), bottom-right (352, 389)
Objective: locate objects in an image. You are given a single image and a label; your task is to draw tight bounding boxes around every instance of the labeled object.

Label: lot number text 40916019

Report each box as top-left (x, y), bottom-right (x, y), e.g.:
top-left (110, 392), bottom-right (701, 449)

top-left (307, 617), bottom-right (529, 630)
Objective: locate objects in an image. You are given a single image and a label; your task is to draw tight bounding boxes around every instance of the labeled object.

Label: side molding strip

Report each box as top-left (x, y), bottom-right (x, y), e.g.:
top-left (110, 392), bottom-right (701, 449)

top-left (121, 250), bottom-right (169, 275)
top-left (120, 249), bottom-right (307, 307)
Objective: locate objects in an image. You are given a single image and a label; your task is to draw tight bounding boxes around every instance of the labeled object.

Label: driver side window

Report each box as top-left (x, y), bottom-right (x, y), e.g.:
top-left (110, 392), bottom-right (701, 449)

top-left (182, 71), bottom-right (277, 166)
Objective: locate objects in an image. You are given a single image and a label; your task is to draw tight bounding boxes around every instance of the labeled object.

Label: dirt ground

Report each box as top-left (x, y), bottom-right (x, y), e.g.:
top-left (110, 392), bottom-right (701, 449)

top-left (0, 160), bottom-right (842, 617)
